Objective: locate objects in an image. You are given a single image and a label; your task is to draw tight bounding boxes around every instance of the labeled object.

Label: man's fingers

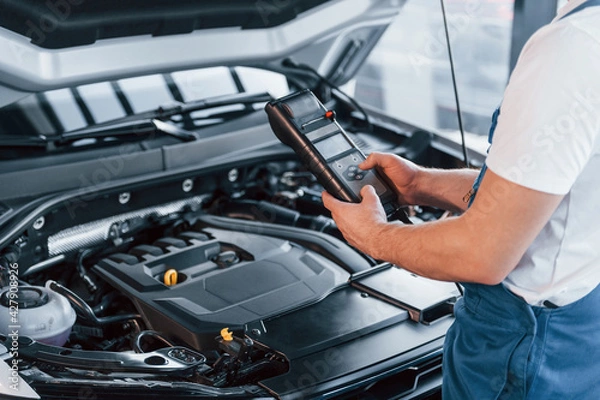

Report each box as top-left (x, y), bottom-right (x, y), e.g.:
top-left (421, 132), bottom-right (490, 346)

top-left (324, 186), bottom-right (379, 210)
top-left (360, 185), bottom-right (379, 205)
top-left (322, 190), bottom-right (342, 211)
top-left (359, 152), bottom-right (380, 170)
top-left (360, 151), bottom-right (399, 171)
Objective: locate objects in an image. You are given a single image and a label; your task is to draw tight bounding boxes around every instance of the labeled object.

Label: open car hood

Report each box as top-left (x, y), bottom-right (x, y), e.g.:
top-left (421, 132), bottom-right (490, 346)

top-left (0, 0), bottom-right (405, 105)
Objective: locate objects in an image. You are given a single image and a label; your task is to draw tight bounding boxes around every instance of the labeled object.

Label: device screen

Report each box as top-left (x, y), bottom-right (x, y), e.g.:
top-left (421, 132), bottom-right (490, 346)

top-left (313, 134), bottom-right (353, 160)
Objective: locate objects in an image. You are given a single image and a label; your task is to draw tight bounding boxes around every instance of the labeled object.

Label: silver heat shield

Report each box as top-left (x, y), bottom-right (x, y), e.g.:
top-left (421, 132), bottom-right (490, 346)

top-left (47, 196), bottom-right (206, 256)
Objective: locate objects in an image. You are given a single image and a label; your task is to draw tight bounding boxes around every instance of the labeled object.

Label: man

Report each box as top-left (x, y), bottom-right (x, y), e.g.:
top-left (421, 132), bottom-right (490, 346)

top-left (322, 0), bottom-right (600, 398)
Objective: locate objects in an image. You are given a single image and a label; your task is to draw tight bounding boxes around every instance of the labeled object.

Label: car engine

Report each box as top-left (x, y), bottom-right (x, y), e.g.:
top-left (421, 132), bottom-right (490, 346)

top-left (0, 129), bottom-right (459, 399)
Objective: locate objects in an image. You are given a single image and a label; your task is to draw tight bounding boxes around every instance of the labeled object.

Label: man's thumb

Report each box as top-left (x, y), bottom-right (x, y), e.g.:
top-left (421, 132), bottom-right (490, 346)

top-left (359, 153), bottom-right (378, 170)
top-left (360, 185), bottom-right (378, 203)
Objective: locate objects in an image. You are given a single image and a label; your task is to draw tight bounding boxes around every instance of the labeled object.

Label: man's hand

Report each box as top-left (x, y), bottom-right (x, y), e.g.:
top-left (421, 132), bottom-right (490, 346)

top-left (359, 152), bottom-right (421, 206)
top-left (362, 152), bottom-right (480, 213)
top-left (322, 185), bottom-right (387, 255)
top-left (323, 168), bottom-right (564, 285)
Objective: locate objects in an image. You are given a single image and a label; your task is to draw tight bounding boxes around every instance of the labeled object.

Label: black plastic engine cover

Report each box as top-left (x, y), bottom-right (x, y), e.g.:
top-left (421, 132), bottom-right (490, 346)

top-left (93, 227), bottom-right (348, 350)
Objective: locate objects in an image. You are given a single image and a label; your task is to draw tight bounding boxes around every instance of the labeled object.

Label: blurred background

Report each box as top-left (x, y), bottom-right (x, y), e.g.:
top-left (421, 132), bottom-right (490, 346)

top-left (347, 0), bottom-right (568, 139)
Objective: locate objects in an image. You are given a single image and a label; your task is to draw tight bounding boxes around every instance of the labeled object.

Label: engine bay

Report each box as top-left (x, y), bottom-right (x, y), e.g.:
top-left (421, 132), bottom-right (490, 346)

top-left (0, 127), bottom-right (461, 398)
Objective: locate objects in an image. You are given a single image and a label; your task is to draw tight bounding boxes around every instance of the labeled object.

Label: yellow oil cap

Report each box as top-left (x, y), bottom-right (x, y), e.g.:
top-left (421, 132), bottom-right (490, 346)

top-left (164, 269), bottom-right (178, 286)
top-left (220, 327), bottom-right (233, 341)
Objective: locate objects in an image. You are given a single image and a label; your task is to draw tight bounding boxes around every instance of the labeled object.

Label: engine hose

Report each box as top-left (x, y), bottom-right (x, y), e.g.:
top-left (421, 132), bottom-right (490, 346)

top-left (47, 280), bottom-right (142, 326)
top-left (92, 291), bottom-right (119, 316)
top-left (0, 245), bottom-right (20, 288)
top-left (219, 200), bottom-right (343, 240)
top-left (77, 249), bottom-right (98, 293)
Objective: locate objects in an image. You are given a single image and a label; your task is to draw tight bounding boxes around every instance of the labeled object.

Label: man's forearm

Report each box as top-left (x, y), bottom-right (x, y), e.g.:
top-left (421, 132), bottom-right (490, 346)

top-left (346, 170), bottom-right (563, 285)
top-left (369, 217), bottom-right (489, 283)
top-left (411, 168), bottom-right (480, 213)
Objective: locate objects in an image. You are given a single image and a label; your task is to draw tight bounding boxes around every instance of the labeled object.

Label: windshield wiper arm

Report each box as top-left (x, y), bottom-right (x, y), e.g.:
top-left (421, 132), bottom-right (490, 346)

top-left (153, 91), bottom-right (273, 119)
top-left (58, 91), bottom-right (273, 143)
top-left (0, 135), bottom-right (50, 148)
top-left (0, 91), bottom-right (273, 148)
top-left (95, 91), bottom-right (273, 127)
top-left (0, 120), bottom-right (199, 147)
top-left (58, 119), bottom-right (200, 144)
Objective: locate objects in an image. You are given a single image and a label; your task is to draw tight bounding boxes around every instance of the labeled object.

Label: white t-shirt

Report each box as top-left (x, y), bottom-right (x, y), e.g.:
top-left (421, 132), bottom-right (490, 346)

top-left (485, 0), bottom-right (600, 306)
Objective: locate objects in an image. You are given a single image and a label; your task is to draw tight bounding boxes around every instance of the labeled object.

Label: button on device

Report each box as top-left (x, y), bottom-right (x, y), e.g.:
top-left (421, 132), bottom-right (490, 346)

top-left (301, 109), bottom-right (337, 129)
top-left (343, 165), bottom-right (363, 181)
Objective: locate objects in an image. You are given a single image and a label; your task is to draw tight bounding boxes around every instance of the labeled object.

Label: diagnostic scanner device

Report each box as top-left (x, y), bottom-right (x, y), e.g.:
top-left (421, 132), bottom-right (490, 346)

top-left (265, 89), bottom-right (404, 219)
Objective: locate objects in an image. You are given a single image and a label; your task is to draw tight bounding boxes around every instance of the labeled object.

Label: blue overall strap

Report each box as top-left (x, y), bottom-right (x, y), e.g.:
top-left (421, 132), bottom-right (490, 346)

top-left (560, 0), bottom-right (600, 20)
top-left (466, 1), bottom-right (600, 207)
top-left (467, 106), bottom-right (500, 207)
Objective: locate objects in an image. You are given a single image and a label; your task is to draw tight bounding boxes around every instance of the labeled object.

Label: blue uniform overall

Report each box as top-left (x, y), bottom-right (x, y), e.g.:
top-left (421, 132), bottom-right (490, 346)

top-left (442, 2), bottom-right (600, 398)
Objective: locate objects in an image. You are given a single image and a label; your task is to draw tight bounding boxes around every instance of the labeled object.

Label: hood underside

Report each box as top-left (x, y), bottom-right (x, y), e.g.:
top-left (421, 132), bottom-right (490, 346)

top-left (0, 0), bottom-right (331, 49)
top-left (0, 0), bottom-right (404, 103)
